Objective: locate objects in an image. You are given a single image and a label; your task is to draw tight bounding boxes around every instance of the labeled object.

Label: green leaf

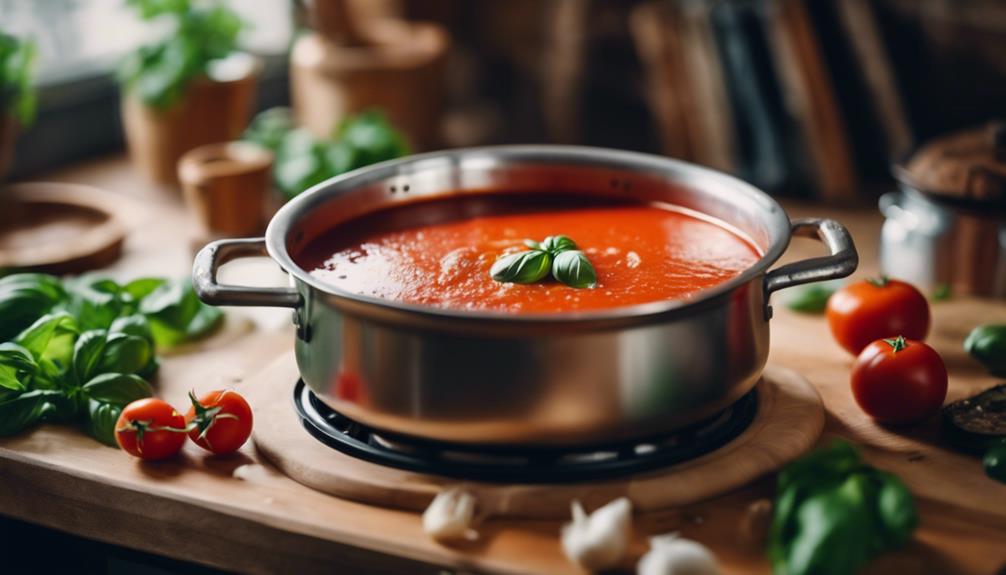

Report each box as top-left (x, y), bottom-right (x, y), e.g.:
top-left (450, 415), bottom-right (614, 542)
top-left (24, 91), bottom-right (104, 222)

top-left (123, 278), bottom-right (167, 302)
top-left (0, 273), bottom-right (66, 341)
top-left (14, 312), bottom-right (78, 360)
top-left (82, 373), bottom-right (153, 406)
top-left (86, 398), bottom-right (123, 447)
top-left (0, 389), bottom-right (60, 436)
top-left (541, 235), bottom-right (578, 254)
top-left (490, 251), bottom-right (552, 284)
top-left (551, 250), bottom-right (597, 289)
top-left (98, 334), bottom-right (153, 376)
top-left (335, 110), bottom-right (410, 168)
top-left (0, 343), bottom-right (37, 391)
top-left (72, 330), bottom-right (108, 386)
top-left (874, 472), bottom-right (918, 547)
top-left (60, 276), bottom-right (128, 331)
top-left (786, 284), bottom-right (836, 314)
top-left (243, 106), bottom-right (296, 153)
top-left (0, 32), bottom-right (37, 124)
top-left (140, 279), bottom-right (222, 347)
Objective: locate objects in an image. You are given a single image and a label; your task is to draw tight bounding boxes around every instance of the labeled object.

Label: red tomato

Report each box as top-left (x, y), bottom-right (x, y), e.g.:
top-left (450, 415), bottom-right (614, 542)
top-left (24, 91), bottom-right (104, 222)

top-left (851, 336), bottom-right (948, 424)
top-left (185, 389), bottom-right (253, 455)
top-left (115, 398), bottom-right (187, 460)
top-left (826, 278), bottom-right (930, 355)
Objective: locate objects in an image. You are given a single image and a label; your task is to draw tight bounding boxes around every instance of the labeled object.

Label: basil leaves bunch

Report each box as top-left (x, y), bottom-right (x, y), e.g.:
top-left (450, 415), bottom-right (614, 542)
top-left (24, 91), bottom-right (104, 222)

top-left (118, 0), bottom-right (244, 109)
top-left (0, 273), bottom-right (222, 445)
top-left (491, 235), bottom-right (598, 289)
top-left (769, 440), bottom-right (917, 575)
top-left (243, 107), bottom-right (409, 200)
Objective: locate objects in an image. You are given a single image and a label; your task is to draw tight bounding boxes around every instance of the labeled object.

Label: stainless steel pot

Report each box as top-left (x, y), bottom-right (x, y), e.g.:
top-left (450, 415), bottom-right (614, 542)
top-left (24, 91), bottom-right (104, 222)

top-left (193, 146), bottom-right (857, 447)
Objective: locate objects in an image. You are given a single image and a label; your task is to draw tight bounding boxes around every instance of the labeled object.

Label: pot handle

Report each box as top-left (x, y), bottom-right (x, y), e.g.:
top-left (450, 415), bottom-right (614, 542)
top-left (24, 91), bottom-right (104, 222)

top-left (764, 218), bottom-right (858, 296)
top-left (192, 237), bottom-right (301, 308)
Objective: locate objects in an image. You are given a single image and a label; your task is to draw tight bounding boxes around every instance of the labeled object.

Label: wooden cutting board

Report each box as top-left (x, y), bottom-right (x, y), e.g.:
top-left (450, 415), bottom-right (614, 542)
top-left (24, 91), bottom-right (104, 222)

top-left (250, 360), bottom-right (824, 519)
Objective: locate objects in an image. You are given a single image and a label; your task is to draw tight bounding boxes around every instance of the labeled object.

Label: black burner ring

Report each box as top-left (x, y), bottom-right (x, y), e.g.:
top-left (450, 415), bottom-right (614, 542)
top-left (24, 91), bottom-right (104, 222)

top-left (292, 380), bottom-right (757, 483)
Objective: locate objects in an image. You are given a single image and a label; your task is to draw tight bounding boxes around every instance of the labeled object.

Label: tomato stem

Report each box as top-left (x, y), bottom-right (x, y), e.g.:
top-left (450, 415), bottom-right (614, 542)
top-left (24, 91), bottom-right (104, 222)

top-left (867, 276), bottom-right (890, 288)
top-left (883, 335), bottom-right (908, 353)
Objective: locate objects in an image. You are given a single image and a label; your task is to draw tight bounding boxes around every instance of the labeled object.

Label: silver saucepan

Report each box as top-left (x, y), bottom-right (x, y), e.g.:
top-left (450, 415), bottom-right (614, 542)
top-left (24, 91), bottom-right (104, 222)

top-left (193, 146), bottom-right (857, 447)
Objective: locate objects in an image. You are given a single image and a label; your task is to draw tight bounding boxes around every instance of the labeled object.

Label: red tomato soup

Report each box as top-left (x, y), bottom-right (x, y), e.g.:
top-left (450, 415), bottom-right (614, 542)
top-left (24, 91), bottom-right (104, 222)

top-left (295, 195), bottom-right (761, 313)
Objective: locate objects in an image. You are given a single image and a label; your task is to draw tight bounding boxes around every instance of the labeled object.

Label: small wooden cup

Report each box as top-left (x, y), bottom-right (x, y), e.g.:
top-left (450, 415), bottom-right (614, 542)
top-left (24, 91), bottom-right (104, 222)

top-left (178, 142), bottom-right (274, 237)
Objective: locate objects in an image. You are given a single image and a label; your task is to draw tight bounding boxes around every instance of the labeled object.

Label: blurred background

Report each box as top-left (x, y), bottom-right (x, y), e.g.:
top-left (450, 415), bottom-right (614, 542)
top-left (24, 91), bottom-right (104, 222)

top-left (3, 0), bottom-right (1005, 201)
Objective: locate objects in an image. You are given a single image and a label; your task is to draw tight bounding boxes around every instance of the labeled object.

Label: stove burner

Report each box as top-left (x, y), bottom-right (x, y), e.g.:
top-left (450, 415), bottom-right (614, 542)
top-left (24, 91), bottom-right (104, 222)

top-left (293, 381), bottom-right (757, 483)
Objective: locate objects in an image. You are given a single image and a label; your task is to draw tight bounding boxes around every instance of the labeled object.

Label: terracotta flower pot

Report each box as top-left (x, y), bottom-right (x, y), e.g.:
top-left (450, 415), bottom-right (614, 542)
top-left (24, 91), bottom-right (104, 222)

top-left (121, 54), bottom-right (260, 185)
top-left (290, 21), bottom-right (448, 151)
top-left (178, 141), bottom-right (273, 237)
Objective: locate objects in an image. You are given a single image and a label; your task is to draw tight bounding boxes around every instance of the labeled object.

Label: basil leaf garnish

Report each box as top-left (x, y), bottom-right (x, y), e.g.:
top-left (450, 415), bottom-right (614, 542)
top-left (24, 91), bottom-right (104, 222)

top-left (552, 250), bottom-right (598, 289)
top-left (490, 250), bottom-right (552, 284)
top-left (542, 235), bottom-right (578, 254)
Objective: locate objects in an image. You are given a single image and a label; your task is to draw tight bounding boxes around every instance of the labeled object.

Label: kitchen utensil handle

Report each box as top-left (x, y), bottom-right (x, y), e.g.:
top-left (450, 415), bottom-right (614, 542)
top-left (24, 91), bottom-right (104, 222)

top-left (764, 218), bottom-right (858, 295)
top-left (192, 238), bottom-right (301, 308)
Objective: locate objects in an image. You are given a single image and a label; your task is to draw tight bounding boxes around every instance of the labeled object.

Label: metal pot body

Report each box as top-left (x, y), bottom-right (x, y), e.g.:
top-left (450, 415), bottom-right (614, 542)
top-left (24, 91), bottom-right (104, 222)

top-left (880, 186), bottom-right (1006, 298)
top-left (194, 146), bottom-right (857, 447)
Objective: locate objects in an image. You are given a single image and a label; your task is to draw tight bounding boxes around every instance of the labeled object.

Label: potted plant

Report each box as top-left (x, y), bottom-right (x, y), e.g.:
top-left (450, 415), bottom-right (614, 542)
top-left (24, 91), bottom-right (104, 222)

top-left (0, 30), bottom-right (35, 180)
top-left (119, 0), bottom-right (259, 185)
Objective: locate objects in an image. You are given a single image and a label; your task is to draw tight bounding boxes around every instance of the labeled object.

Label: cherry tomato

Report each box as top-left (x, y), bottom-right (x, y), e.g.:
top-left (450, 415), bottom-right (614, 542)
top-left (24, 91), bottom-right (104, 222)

top-left (851, 336), bottom-right (948, 424)
top-left (827, 277), bottom-right (930, 355)
top-left (185, 389), bottom-right (253, 455)
top-left (115, 398), bottom-right (187, 460)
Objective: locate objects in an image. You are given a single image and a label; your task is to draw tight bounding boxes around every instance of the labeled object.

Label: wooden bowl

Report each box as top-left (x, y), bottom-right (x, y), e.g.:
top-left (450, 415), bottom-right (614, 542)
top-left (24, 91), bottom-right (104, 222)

top-left (0, 182), bottom-right (133, 273)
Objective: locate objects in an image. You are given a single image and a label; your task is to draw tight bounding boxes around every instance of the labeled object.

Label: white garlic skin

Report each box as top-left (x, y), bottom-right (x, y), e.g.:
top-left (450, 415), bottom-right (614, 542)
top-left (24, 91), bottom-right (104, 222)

top-left (561, 497), bottom-right (633, 571)
top-left (637, 533), bottom-right (720, 575)
top-left (422, 488), bottom-right (478, 543)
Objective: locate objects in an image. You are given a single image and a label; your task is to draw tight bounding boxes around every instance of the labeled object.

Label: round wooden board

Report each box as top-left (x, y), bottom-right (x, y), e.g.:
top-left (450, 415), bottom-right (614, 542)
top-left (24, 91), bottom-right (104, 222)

top-left (0, 182), bottom-right (138, 273)
top-left (249, 354), bottom-right (824, 520)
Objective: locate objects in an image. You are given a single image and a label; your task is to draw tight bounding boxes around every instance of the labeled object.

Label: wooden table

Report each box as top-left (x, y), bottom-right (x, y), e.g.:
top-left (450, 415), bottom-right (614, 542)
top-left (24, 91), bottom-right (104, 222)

top-left (2, 157), bottom-right (1005, 574)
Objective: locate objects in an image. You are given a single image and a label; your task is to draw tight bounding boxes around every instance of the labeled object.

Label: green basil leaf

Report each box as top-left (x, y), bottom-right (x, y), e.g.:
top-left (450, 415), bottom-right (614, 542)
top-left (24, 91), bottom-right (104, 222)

top-left (86, 398), bottom-right (123, 447)
top-left (123, 278), bottom-right (166, 303)
top-left (98, 334), bottom-right (153, 376)
top-left (110, 313), bottom-right (154, 342)
top-left (542, 235), bottom-right (578, 254)
top-left (0, 343), bottom-right (37, 391)
top-left (14, 312), bottom-right (78, 360)
top-left (490, 250), bottom-right (552, 284)
top-left (72, 330), bottom-right (108, 386)
top-left (785, 284), bottom-right (836, 314)
top-left (335, 110), bottom-right (410, 168)
top-left (0, 389), bottom-right (60, 436)
top-left (874, 472), bottom-right (918, 547)
top-left (60, 276), bottom-right (128, 331)
top-left (551, 250), bottom-right (597, 289)
top-left (140, 279), bottom-right (222, 347)
top-left (0, 273), bottom-right (65, 341)
top-left (243, 106), bottom-right (296, 153)
top-left (82, 372), bottom-right (153, 406)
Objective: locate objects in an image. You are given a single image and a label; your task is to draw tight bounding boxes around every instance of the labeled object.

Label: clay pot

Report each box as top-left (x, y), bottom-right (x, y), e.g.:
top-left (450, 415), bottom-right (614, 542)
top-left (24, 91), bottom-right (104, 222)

top-left (178, 141), bottom-right (273, 237)
top-left (122, 54), bottom-right (260, 185)
top-left (290, 21), bottom-right (448, 151)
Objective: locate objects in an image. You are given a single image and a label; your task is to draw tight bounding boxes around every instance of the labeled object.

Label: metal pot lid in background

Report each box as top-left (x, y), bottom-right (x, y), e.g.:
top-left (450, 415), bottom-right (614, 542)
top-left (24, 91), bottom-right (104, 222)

top-left (893, 121), bottom-right (1006, 211)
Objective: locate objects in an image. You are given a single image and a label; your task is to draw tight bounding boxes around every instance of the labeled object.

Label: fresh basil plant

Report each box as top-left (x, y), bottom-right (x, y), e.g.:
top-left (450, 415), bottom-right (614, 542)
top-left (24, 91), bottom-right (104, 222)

top-left (0, 273), bottom-right (222, 445)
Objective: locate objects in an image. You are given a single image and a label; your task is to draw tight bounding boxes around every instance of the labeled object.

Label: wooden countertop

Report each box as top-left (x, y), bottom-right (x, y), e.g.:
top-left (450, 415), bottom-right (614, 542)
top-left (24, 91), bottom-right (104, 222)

top-left (1, 157), bottom-right (1005, 574)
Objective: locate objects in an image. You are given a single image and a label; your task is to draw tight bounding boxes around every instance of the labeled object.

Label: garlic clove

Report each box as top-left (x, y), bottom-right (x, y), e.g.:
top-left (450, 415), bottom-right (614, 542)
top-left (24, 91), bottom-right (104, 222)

top-left (637, 533), bottom-right (720, 575)
top-left (422, 488), bottom-right (479, 543)
top-left (561, 497), bottom-right (633, 571)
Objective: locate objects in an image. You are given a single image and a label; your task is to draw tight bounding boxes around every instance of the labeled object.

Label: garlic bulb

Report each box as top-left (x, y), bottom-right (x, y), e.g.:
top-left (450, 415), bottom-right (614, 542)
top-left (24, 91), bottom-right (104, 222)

top-left (422, 488), bottom-right (479, 543)
top-left (637, 533), bottom-right (720, 575)
top-left (561, 497), bottom-right (633, 571)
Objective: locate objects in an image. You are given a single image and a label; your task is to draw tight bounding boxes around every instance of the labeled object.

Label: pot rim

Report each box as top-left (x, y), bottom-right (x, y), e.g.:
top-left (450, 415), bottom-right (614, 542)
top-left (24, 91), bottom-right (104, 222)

top-left (263, 145), bottom-right (793, 327)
